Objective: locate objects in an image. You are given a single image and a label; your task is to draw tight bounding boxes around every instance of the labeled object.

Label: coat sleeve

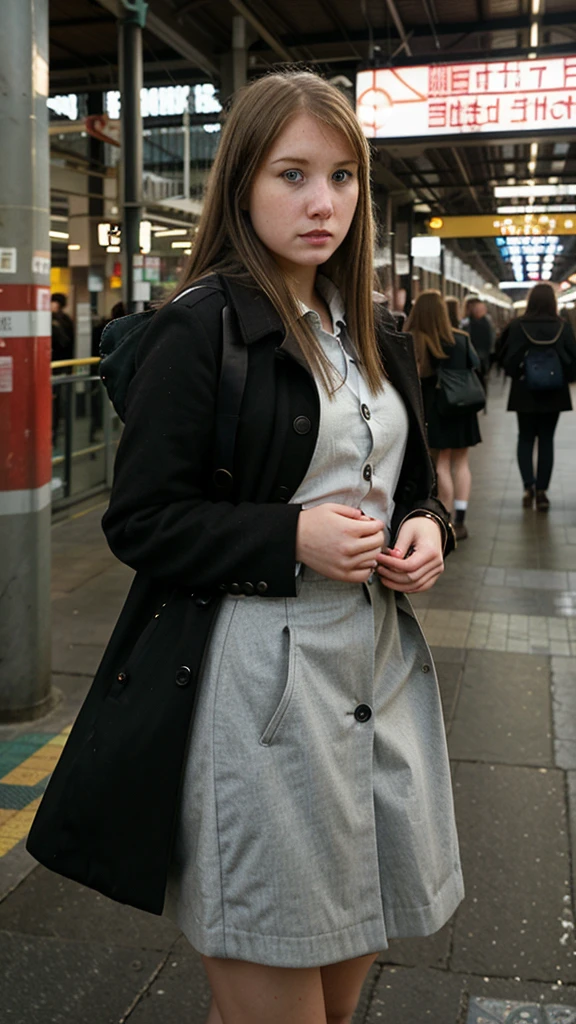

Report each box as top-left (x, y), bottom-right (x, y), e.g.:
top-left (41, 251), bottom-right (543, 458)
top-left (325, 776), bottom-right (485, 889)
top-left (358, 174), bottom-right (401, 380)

top-left (102, 301), bottom-right (301, 597)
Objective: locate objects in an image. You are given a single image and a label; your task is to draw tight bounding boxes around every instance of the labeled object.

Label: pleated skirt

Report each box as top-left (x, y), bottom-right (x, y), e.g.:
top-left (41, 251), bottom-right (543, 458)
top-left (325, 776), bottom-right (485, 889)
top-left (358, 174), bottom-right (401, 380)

top-left (165, 568), bottom-right (464, 967)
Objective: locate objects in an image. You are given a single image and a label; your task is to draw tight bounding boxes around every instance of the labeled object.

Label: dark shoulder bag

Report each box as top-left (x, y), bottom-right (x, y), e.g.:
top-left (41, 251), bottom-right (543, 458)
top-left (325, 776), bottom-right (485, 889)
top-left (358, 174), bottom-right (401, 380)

top-left (435, 335), bottom-right (486, 417)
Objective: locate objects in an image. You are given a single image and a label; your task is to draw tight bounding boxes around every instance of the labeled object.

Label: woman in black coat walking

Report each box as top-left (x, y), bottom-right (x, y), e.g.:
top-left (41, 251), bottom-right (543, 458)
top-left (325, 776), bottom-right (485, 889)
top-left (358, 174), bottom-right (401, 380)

top-left (497, 283), bottom-right (576, 511)
top-left (27, 71), bottom-right (462, 1024)
top-left (407, 290), bottom-right (482, 540)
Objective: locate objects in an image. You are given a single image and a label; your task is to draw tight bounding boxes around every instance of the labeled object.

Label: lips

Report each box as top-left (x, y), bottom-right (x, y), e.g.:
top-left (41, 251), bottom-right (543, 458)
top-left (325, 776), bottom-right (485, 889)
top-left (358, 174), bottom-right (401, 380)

top-left (300, 230), bottom-right (332, 238)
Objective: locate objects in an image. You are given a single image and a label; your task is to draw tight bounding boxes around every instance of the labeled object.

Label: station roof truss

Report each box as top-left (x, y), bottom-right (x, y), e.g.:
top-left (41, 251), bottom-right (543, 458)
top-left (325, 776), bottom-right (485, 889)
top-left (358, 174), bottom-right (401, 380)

top-left (49, 0), bottom-right (576, 284)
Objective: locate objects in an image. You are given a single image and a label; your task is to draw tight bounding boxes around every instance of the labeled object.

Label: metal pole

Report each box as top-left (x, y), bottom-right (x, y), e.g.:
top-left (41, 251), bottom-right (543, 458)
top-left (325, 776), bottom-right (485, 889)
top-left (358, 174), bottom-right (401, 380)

top-left (118, 3), bottom-right (146, 313)
top-left (0, 0), bottom-right (52, 720)
top-left (183, 102), bottom-right (191, 200)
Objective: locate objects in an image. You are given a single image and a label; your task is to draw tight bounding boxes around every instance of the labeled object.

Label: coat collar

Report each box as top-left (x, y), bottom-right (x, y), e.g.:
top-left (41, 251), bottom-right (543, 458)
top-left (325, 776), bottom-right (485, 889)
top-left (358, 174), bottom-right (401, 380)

top-left (222, 274), bottom-right (424, 429)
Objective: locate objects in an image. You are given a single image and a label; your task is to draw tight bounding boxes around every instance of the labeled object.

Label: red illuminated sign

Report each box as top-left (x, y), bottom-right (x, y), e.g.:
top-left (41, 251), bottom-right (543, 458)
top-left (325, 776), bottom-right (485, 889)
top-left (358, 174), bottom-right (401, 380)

top-left (356, 57), bottom-right (576, 140)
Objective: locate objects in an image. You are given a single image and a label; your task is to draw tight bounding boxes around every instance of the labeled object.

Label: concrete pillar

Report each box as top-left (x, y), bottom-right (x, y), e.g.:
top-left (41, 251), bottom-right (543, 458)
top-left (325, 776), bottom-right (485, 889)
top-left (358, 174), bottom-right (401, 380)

top-left (232, 16), bottom-right (248, 95)
top-left (0, 0), bottom-right (53, 720)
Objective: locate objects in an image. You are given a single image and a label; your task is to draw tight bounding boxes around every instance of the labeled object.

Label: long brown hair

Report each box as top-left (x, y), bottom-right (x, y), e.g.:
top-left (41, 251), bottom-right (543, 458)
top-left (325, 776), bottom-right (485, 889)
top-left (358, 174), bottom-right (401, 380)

top-left (525, 282), bottom-right (557, 318)
top-left (170, 71), bottom-right (381, 392)
top-left (406, 290), bottom-right (455, 360)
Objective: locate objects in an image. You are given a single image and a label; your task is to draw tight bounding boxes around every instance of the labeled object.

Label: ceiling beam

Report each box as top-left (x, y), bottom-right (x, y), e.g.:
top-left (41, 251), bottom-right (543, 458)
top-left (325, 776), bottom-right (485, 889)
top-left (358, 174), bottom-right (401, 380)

top-left (227, 0), bottom-right (293, 62)
top-left (249, 10), bottom-right (576, 49)
top-left (94, 0), bottom-right (219, 78)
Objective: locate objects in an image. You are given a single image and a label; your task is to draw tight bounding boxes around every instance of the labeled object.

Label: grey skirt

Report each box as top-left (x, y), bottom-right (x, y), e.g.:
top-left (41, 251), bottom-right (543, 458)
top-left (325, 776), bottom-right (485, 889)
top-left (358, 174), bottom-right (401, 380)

top-left (165, 569), bottom-right (464, 968)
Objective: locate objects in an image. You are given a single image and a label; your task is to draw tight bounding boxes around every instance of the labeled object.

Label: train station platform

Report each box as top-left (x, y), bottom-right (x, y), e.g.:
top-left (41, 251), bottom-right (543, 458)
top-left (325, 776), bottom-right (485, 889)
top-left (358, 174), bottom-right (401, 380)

top-left (1, 372), bottom-right (576, 1024)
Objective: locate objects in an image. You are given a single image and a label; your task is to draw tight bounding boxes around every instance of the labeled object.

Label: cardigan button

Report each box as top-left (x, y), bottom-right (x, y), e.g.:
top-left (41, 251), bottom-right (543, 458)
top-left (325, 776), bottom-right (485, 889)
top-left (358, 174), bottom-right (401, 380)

top-left (175, 665), bottom-right (191, 687)
top-left (243, 582), bottom-right (255, 596)
top-left (229, 583), bottom-right (241, 595)
top-left (363, 464), bottom-right (372, 482)
top-left (354, 704), bottom-right (372, 723)
top-left (422, 663), bottom-right (431, 674)
top-left (293, 415), bottom-right (311, 435)
top-left (361, 403), bottom-right (371, 421)
top-left (256, 581), bottom-right (268, 594)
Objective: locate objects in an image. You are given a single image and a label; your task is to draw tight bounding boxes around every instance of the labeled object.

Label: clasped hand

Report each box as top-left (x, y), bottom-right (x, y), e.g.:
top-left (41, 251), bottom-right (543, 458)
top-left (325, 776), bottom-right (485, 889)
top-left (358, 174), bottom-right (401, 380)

top-left (295, 504), bottom-right (444, 592)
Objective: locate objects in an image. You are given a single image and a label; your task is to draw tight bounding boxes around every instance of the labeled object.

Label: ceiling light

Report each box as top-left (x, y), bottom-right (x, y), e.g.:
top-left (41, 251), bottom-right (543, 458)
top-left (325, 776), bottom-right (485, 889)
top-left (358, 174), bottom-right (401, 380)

top-left (530, 142), bottom-right (538, 159)
top-left (528, 161), bottom-right (536, 173)
top-left (171, 240), bottom-right (192, 248)
top-left (153, 228), bottom-right (188, 237)
top-left (499, 282), bottom-right (537, 289)
top-left (531, 0), bottom-right (540, 12)
top-left (497, 205), bottom-right (576, 214)
top-left (530, 22), bottom-right (538, 47)
top-left (106, 245), bottom-right (121, 253)
top-left (49, 230), bottom-right (69, 240)
top-left (495, 185), bottom-right (576, 198)
top-left (67, 244), bottom-right (81, 250)
top-left (548, 177), bottom-right (559, 185)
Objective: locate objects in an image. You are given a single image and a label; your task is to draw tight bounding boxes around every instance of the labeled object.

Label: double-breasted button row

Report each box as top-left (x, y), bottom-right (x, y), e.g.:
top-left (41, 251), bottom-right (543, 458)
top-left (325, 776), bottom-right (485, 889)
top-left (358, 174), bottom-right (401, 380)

top-left (293, 415), bottom-right (311, 435)
top-left (225, 581), bottom-right (268, 596)
top-left (175, 665), bottom-right (191, 686)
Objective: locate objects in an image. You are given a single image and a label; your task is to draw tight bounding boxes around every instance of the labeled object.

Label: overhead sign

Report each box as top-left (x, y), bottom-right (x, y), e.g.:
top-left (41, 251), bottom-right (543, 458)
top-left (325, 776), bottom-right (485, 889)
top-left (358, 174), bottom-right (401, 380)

top-left (357, 57), bottom-right (576, 140)
top-left (426, 215), bottom-right (576, 237)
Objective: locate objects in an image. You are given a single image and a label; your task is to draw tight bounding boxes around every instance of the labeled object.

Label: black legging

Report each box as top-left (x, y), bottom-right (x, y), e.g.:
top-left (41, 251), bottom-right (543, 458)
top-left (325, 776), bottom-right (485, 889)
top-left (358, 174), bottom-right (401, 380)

top-left (516, 411), bottom-right (560, 490)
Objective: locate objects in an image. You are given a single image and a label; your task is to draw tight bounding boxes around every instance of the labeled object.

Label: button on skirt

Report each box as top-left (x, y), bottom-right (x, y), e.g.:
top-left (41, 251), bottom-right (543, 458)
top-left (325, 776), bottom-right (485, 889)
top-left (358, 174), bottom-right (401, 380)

top-left (165, 570), bottom-right (464, 968)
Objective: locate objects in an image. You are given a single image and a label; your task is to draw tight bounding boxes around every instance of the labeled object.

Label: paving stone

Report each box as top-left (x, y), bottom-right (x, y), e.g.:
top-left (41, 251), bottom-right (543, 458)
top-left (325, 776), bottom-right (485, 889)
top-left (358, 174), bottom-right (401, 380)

top-left (448, 651), bottom-right (553, 766)
top-left (0, 867), bottom-right (180, 950)
top-left (123, 936), bottom-right (212, 1024)
top-left (51, 641), bottom-right (104, 677)
top-left (364, 965), bottom-right (465, 1024)
top-left (434, 662), bottom-right (463, 727)
top-left (0, 932), bottom-right (164, 1024)
top-left (567, 772), bottom-right (576, 902)
top-left (451, 762), bottom-right (576, 982)
top-left (378, 922), bottom-right (452, 969)
top-left (551, 659), bottom-right (576, 770)
top-left (467, 996), bottom-right (576, 1022)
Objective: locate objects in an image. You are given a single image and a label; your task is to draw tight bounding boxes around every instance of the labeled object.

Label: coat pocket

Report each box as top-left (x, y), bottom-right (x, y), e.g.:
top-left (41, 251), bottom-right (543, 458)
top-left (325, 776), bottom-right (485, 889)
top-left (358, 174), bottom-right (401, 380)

top-left (259, 625), bottom-right (297, 747)
top-left (107, 590), bottom-right (174, 701)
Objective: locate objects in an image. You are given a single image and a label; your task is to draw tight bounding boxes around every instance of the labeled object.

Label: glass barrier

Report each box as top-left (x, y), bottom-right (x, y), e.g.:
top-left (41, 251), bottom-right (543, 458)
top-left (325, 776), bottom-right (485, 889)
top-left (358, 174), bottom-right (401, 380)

top-left (51, 360), bottom-right (121, 511)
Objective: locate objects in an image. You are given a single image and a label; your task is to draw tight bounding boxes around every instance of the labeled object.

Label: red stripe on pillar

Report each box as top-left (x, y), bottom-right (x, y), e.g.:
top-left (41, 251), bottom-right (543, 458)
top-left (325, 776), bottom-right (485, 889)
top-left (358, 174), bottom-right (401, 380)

top-left (0, 337), bottom-right (52, 492)
top-left (0, 284), bottom-right (51, 311)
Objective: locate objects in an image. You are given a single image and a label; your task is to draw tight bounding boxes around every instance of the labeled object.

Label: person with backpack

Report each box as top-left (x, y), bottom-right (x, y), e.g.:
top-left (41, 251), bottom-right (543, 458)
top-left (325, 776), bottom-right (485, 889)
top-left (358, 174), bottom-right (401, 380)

top-left (497, 283), bottom-right (576, 511)
top-left (407, 291), bottom-right (483, 541)
top-left (27, 72), bottom-right (463, 1024)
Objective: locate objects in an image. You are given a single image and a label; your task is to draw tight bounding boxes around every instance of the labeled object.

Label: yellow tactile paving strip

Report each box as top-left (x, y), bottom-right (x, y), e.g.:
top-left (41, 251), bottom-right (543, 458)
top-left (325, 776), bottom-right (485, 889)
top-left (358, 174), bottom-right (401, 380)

top-left (0, 726), bottom-right (71, 858)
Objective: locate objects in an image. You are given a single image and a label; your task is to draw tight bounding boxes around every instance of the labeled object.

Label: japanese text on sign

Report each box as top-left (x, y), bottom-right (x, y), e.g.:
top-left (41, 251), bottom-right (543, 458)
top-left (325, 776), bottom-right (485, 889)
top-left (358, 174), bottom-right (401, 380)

top-left (356, 57), bottom-right (576, 140)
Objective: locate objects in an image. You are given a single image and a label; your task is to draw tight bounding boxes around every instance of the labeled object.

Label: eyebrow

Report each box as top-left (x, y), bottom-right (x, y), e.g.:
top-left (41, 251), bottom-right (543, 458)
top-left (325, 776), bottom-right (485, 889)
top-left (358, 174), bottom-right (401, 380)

top-left (270, 156), bottom-right (359, 166)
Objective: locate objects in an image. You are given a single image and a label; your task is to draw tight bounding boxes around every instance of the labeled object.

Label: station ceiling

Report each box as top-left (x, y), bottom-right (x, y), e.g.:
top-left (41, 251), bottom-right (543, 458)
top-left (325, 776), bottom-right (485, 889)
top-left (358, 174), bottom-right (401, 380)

top-left (49, 0), bottom-right (576, 283)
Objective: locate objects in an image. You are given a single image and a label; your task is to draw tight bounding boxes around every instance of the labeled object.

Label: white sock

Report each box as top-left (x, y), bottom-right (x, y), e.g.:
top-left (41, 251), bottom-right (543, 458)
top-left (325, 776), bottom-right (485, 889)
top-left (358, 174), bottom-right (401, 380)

top-left (454, 500), bottom-right (468, 511)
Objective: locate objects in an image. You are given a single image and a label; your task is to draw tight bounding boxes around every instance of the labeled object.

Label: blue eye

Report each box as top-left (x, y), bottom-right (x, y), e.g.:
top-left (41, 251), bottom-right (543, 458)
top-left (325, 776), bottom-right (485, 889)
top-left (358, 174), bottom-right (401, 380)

top-left (283, 169), bottom-right (303, 183)
top-left (333, 169), bottom-right (353, 183)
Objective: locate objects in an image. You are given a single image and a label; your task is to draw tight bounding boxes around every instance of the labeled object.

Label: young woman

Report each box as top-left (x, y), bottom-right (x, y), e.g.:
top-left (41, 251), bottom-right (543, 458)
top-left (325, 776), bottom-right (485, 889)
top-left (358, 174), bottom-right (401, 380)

top-left (497, 282), bottom-right (576, 511)
top-left (408, 291), bottom-right (482, 540)
top-left (28, 72), bottom-right (463, 1024)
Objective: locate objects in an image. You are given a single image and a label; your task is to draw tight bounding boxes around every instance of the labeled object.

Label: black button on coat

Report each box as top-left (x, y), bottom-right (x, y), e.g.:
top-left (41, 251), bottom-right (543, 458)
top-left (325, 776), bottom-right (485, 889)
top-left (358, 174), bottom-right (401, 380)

top-left (27, 274), bottom-right (452, 916)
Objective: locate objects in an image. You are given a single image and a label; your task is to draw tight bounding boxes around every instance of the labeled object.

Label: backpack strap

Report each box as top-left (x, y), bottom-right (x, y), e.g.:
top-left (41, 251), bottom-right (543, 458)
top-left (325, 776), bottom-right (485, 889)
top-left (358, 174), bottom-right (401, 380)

top-left (176, 285), bottom-right (248, 496)
top-left (520, 321), bottom-right (564, 346)
top-left (212, 304), bottom-right (248, 496)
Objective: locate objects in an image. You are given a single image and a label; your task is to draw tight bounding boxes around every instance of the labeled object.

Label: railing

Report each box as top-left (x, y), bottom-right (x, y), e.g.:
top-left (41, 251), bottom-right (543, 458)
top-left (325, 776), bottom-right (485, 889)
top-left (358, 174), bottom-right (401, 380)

top-left (51, 358), bottom-right (122, 512)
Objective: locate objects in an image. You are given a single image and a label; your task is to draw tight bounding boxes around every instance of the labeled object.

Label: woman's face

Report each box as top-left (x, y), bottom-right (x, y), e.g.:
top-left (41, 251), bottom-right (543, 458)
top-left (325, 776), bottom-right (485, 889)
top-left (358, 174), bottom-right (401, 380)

top-left (248, 111), bottom-right (360, 277)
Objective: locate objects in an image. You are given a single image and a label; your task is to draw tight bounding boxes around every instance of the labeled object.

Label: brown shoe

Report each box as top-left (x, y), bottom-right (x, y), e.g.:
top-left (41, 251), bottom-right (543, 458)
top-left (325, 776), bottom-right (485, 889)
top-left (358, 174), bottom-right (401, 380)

top-left (536, 490), bottom-right (550, 512)
top-left (522, 486), bottom-right (535, 508)
top-left (454, 522), bottom-right (468, 541)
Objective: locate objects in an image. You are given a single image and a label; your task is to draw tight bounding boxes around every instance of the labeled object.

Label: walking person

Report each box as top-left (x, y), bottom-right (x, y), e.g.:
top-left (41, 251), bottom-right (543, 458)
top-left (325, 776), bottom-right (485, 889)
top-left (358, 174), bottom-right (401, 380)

top-left (497, 282), bottom-right (576, 511)
top-left (407, 291), bottom-right (483, 541)
top-left (461, 297), bottom-right (494, 402)
top-left (28, 72), bottom-right (463, 1024)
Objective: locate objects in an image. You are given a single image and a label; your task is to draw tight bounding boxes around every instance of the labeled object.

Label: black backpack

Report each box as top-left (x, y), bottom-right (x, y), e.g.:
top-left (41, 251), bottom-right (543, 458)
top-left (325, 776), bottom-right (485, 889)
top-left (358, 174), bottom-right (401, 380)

top-left (98, 286), bottom-right (248, 495)
top-left (521, 323), bottom-right (565, 391)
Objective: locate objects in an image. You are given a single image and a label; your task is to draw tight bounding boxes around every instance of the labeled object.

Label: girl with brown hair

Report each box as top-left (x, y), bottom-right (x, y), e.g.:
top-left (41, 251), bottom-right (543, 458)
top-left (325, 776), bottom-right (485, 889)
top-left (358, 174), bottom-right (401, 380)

top-left (28, 72), bottom-right (463, 1023)
top-left (407, 291), bottom-right (482, 540)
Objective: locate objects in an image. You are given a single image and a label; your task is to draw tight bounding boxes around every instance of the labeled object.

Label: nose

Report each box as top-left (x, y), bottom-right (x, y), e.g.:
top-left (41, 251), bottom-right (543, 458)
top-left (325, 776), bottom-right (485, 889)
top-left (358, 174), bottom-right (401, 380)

top-left (306, 179), bottom-right (334, 220)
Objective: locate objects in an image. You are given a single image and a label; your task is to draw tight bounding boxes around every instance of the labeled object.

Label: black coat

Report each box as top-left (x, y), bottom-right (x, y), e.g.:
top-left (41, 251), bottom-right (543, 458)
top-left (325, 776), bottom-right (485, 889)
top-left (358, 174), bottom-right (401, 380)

top-left (497, 314), bottom-right (576, 414)
top-left (27, 274), bottom-right (453, 915)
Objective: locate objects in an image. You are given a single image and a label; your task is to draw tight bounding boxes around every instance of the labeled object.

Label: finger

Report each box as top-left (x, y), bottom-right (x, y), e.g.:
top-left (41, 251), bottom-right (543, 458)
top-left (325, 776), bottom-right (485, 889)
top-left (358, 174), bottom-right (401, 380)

top-left (346, 535), bottom-right (385, 558)
top-left (377, 558), bottom-right (442, 585)
top-left (347, 519), bottom-right (385, 539)
top-left (377, 548), bottom-right (439, 574)
top-left (402, 568), bottom-right (443, 593)
top-left (330, 504), bottom-right (364, 519)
